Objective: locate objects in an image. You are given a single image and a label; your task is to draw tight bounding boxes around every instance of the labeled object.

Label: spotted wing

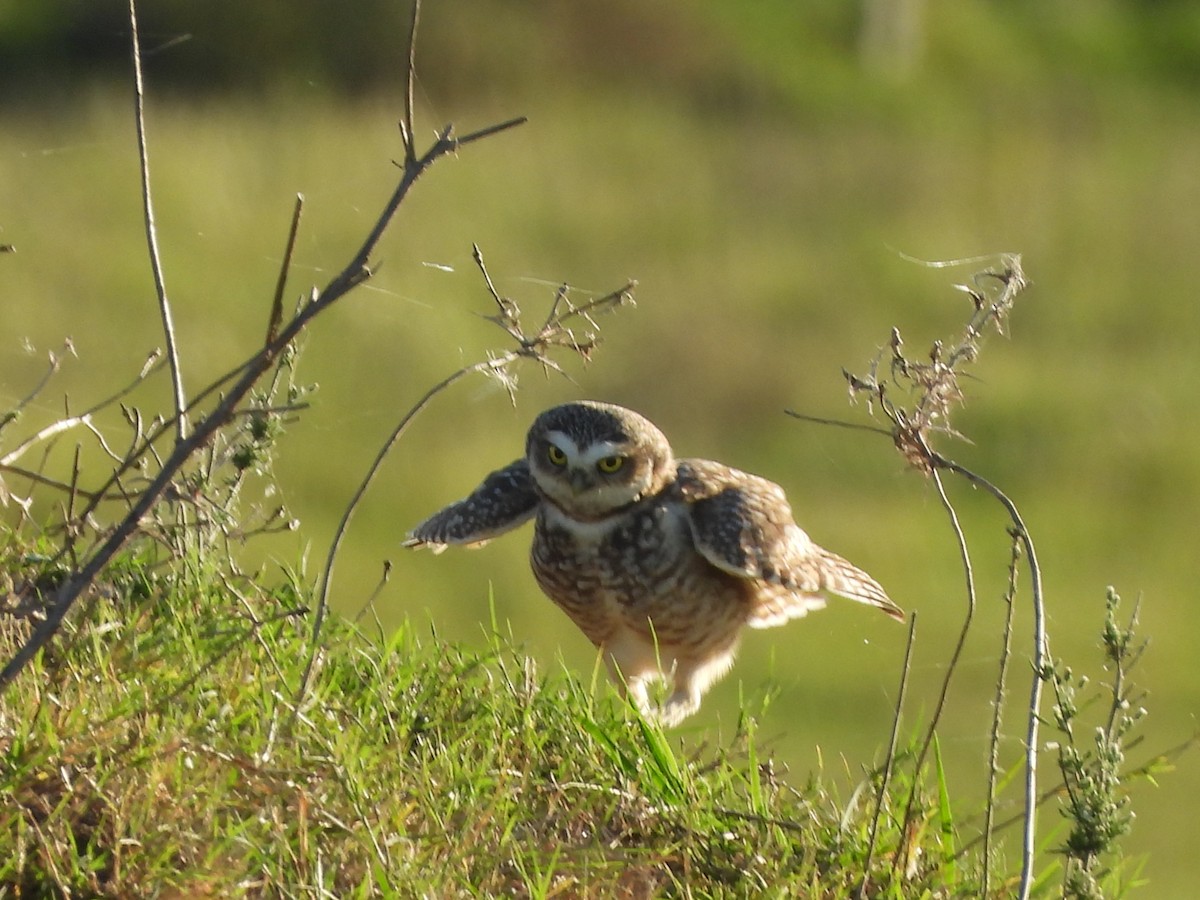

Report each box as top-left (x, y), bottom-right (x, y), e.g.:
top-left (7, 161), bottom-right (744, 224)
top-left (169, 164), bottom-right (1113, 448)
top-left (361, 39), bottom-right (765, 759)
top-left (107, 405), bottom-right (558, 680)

top-left (403, 459), bottom-right (539, 553)
top-left (677, 458), bottom-right (903, 628)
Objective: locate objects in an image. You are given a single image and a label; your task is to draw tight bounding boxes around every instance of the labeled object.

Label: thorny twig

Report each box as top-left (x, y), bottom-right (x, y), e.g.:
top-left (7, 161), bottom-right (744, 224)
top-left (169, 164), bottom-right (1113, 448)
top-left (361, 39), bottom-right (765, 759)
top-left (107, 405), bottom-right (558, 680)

top-left (399, 0), bottom-right (420, 167)
top-left (473, 244), bottom-right (635, 380)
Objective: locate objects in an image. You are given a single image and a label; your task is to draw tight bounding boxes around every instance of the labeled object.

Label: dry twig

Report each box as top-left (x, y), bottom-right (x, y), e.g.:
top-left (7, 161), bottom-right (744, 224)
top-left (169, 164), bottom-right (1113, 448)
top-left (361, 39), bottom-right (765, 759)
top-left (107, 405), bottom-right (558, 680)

top-left (129, 0), bottom-right (187, 442)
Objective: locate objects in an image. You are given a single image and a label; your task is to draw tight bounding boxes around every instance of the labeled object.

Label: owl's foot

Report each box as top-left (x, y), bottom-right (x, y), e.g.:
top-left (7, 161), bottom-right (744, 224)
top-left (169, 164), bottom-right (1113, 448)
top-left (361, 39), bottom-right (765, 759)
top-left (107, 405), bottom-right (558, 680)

top-left (655, 694), bottom-right (700, 728)
top-left (618, 676), bottom-right (697, 728)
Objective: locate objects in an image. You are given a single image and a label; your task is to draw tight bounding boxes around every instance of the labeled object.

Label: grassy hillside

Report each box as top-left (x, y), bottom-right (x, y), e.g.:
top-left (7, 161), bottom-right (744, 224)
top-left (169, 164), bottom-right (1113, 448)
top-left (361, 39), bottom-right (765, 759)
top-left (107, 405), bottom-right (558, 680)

top-left (1, 537), bottom-right (992, 897)
top-left (2, 1), bottom-right (1198, 894)
top-left (2, 524), bottom-right (1160, 896)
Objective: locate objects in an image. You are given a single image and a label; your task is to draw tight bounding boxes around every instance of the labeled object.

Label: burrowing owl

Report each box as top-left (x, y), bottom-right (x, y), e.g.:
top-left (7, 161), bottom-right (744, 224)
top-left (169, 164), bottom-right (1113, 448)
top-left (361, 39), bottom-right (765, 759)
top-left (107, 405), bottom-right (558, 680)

top-left (405, 400), bottom-right (902, 726)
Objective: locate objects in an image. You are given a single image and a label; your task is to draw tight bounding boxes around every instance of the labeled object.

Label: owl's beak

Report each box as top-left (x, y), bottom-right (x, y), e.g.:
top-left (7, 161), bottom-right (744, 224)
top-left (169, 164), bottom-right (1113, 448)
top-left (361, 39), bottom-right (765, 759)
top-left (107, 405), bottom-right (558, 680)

top-left (567, 468), bottom-right (592, 493)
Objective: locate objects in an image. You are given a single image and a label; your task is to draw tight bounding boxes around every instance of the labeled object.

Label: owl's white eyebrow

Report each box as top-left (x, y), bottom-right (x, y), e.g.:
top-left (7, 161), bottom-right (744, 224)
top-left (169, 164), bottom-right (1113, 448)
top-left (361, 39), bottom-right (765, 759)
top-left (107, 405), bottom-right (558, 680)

top-left (545, 432), bottom-right (581, 458)
top-left (579, 441), bottom-right (626, 466)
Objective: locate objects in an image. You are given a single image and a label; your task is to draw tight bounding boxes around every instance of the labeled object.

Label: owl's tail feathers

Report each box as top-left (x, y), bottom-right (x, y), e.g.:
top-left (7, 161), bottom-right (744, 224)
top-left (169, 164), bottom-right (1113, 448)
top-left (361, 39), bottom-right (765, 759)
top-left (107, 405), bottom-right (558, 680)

top-left (746, 588), bottom-right (827, 629)
top-left (818, 548), bottom-right (905, 622)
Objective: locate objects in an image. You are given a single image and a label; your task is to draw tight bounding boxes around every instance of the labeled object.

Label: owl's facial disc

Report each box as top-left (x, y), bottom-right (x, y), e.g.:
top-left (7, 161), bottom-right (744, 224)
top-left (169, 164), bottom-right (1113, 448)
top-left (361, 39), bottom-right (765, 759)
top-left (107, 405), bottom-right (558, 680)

top-left (527, 402), bottom-right (675, 520)
top-left (541, 434), bottom-right (628, 493)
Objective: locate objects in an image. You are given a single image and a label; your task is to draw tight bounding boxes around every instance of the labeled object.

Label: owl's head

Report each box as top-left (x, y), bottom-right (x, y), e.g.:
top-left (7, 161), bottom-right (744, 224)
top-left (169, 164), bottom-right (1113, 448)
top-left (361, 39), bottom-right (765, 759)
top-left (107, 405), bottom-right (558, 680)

top-left (525, 401), bottom-right (674, 520)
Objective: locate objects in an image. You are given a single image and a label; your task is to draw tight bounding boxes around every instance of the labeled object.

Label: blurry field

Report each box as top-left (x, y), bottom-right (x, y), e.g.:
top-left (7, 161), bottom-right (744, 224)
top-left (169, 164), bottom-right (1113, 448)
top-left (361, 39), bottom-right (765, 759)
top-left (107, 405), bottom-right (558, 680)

top-left (3, 2), bottom-right (1200, 893)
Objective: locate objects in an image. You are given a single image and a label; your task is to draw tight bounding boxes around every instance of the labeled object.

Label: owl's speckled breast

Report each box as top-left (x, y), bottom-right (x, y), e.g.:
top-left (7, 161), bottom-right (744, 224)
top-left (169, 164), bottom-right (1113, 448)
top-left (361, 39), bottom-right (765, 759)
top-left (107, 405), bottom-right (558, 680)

top-left (530, 491), bottom-right (747, 648)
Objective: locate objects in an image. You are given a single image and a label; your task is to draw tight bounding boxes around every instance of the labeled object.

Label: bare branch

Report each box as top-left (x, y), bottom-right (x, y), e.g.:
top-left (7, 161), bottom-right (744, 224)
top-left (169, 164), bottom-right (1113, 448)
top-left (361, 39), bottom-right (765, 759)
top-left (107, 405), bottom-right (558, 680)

top-left (456, 115), bottom-right (529, 146)
top-left (0, 464), bottom-right (104, 503)
top-left (0, 415), bottom-right (93, 467)
top-left (316, 118), bottom-right (525, 319)
top-left (784, 409), bottom-right (892, 438)
top-left (129, 0), bottom-right (187, 442)
top-left (399, 0), bottom-right (421, 165)
top-left (266, 194), bottom-right (305, 346)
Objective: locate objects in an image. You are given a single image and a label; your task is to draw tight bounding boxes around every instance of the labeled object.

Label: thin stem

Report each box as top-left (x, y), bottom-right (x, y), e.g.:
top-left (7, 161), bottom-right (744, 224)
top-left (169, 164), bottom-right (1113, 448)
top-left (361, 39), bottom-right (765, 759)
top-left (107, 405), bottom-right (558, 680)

top-left (129, 0), bottom-right (187, 442)
top-left (266, 194), bottom-right (305, 346)
top-left (860, 610), bottom-right (917, 899)
top-left (892, 464), bottom-right (977, 876)
top-left (294, 353), bottom-right (518, 707)
top-left (473, 242), bottom-right (509, 312)
top-left (0, 465), bottom-right (103, 502)
top-left (983, 530), bottom-right (1022, 896)
top-left (399, 0), bottom-right (420, 165)
top-left (64, 443), bottom-right (82, 563)
top-left (456, 116), bottom-right (529, 146)
top-left (934, 452), bottom-right (1045, 900)
top-left (784, 409), bottom-right (893, 439)
top-left (353, 560), bottom-right (393, 627)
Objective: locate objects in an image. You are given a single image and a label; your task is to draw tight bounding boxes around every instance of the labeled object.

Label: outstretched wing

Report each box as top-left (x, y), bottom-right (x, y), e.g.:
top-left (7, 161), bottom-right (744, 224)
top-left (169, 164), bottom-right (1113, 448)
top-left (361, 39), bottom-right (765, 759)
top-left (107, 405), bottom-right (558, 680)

top-left (403, 459), bottom-right (539, 553)
top-left (676, 458), bottom-right (903, 628)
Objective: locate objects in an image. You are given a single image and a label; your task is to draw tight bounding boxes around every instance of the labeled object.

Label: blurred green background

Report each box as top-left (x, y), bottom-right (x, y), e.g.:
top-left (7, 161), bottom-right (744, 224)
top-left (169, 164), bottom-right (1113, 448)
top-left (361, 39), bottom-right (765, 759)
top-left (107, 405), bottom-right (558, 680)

top-left (3, 0), bottom-right (1199, 892)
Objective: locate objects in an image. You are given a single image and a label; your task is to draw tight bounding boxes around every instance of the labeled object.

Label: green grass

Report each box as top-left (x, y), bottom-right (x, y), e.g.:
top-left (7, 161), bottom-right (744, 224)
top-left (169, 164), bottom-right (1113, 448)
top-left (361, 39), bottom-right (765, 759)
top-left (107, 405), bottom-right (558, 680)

top-left (2, 537), bottom-right (993, 897)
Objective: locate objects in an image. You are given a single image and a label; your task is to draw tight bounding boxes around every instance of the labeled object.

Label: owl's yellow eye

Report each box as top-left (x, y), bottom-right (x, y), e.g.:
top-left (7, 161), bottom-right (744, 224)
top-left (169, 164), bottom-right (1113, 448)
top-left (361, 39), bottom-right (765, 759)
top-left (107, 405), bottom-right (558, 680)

top-left (546, 444), bottom-right (568, 466)
top-left (596, 455), bottom-right (625, 474)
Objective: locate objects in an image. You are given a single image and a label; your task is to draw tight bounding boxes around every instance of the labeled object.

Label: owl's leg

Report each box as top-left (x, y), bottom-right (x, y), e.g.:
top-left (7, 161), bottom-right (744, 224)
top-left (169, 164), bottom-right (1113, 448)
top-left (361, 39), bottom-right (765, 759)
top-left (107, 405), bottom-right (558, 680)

top-left (657, 685), bottom-right (701, 727)
top-left (659, 648), bottom-right (739, 726)
top-left (604, 651), bottom-right (652, 716)
top-left (602, 631), bottom-right (661, 719)
top-left (625, 676), bottom-right (654, 719)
